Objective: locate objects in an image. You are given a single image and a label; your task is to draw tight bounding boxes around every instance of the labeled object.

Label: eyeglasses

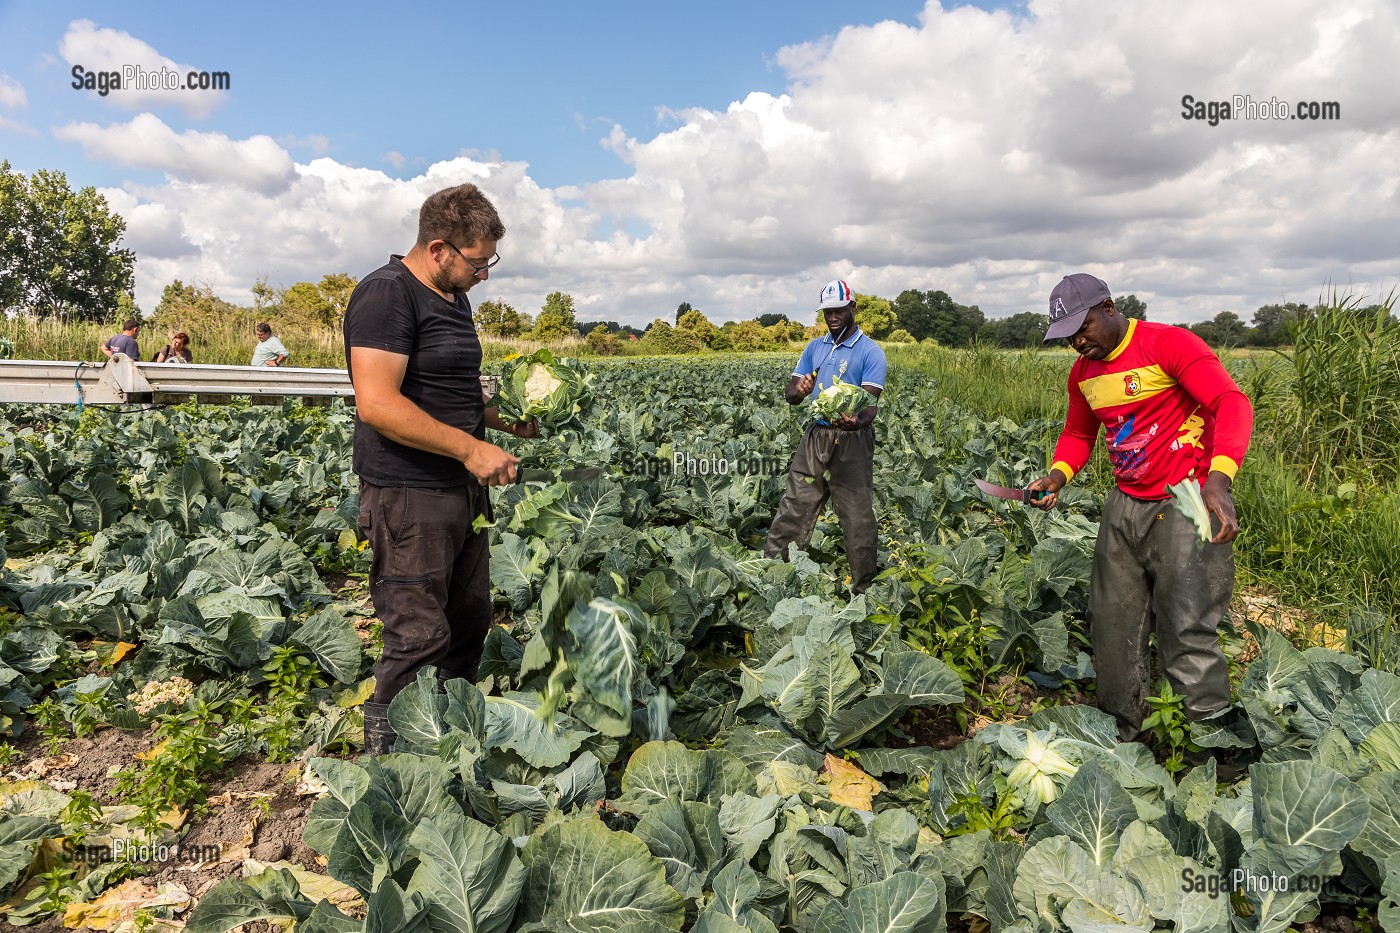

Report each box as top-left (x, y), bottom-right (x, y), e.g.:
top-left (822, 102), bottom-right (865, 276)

top-left (444, 241), bottom-right (501, 278)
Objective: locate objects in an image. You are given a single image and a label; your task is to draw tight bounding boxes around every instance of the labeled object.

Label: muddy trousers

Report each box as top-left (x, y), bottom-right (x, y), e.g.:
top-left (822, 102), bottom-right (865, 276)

top-left (1090, 488), bottom-right (1234, 742)
top-left (763, 423), bottom-right (878, 592)
top-left (359, 482), bottom-right (492, 706)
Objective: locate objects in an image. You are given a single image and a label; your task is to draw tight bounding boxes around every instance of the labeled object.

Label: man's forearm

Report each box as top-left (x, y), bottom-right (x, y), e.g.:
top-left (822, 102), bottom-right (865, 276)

top-left (358, 393), bottom-right (480, 462)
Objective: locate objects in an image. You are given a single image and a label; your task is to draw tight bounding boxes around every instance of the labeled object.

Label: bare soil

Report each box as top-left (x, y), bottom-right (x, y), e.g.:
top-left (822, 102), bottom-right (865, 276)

top-left (9, 725), bottom-right (153, 800)
top-left (1231, 584), bottom-right (1343, 661)
top-left (5, 723), bottom-right (329, 932)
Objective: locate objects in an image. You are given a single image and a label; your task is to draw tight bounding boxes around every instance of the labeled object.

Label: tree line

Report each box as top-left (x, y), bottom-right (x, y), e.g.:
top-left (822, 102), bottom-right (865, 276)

top-left (3, 162), bottom-right (1390, 350)
top-left (1, 161), bottom-right (135, 323)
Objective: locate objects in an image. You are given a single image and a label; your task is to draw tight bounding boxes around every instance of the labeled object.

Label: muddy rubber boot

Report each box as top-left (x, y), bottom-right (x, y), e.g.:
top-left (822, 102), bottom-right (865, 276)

top-left (362, 702), bottom-right (396, 757)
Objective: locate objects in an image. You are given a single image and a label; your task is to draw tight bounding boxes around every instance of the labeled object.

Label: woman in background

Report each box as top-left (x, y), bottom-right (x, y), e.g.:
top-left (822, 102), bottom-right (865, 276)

top-left (155, 332), bottom-right (193, 363)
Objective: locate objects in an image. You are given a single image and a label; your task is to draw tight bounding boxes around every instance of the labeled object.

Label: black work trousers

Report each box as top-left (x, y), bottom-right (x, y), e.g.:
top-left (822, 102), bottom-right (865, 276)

top-left (1090, 488), bottom-right (1235, 742)
top-left (359, 482), bottom-right (491, 704)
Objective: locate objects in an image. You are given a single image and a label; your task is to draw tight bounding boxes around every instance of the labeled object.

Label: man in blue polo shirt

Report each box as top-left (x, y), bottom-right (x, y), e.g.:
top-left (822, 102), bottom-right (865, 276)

top-left (764, 280), bottom-right (886, 593)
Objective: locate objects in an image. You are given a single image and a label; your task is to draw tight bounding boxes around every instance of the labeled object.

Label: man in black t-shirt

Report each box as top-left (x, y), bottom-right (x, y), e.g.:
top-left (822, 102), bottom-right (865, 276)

top-left (343, 183), bottom-right (537, 755)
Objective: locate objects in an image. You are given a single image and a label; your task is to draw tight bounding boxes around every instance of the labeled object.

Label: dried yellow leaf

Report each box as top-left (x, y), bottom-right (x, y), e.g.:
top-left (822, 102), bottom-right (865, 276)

top-left (823, 754), bottom-right (884, 811)
top-left (135, 738), bottom-right (170, 762)
top-left (333, 677), bottom-right (376, 709)
top-left (61, 879), bottom-right (190, 930)
top-left (0, 779), bottom-right (51, 802)
top-left (243, 860), bottom-right (364, 914)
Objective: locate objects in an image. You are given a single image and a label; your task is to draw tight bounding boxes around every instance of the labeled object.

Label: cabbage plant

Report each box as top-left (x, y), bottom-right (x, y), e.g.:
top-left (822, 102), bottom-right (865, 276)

top-left (1005, 729), bottom-right (1080, 806)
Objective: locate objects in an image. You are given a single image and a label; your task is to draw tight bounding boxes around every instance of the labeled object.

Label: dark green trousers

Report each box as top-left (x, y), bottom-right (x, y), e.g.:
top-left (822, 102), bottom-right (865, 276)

top-left (764, 423), bottom-right (878, 592)
top-left (1090, 488), bottom-right (1235, 741)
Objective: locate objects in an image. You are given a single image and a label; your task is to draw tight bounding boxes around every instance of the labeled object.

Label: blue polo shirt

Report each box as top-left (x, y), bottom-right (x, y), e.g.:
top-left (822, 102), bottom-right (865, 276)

top-left (794, 328), bottom-right (886, 423)
top-left (795, 328), bottom-right (887, 393)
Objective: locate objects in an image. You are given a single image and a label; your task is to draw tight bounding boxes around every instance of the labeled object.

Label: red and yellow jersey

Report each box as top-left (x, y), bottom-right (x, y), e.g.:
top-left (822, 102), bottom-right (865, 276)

top-left (1050, 320), bottom-right (1253, 500)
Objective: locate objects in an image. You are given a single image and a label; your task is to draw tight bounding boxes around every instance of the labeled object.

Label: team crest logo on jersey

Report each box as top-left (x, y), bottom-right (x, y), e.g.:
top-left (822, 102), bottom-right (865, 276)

top-left (1123, 372), bottom-right (1141, 397)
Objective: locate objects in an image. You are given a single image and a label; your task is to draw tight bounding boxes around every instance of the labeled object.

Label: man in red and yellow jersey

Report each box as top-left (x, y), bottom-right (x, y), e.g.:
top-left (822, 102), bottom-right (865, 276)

top-left (1027, 273), bottom-right (1253, 749)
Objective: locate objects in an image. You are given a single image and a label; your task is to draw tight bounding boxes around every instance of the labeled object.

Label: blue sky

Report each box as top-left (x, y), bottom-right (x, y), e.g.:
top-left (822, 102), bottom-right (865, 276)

top-left (1, 1), bottom-right (1396, 326)
top-left (2, 0), bottom-right (986, 190)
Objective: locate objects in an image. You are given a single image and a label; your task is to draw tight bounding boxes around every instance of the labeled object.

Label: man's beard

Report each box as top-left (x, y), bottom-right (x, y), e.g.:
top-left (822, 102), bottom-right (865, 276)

top-left (432, 268), bottom-right (463, 295)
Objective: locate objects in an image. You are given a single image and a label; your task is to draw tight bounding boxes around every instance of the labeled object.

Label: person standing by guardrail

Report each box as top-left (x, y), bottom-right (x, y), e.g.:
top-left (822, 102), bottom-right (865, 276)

top-left (343, 183), bottom-right (538, 756)
top-left (101, 319), bottom-right (141, 361)
top-left (251, 322), bottom-right (288, 366)
top-left (155, 332), bottom-right (193, 363)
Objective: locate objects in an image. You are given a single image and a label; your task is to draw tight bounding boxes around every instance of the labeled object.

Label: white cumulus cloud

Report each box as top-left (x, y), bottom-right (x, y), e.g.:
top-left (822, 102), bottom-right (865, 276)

top-left (53, 114), bottom-right (296, 195)
top-left (59, 19), bottom-right (228, 118)
top-left (0, 73), bottom-right (27, 110)
top-left (0, 73), bottom-right (38, 136)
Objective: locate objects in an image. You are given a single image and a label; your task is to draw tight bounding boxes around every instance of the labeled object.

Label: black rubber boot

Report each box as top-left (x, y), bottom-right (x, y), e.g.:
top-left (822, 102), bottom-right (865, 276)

top-left (362, 701), bottom-right (396, 757)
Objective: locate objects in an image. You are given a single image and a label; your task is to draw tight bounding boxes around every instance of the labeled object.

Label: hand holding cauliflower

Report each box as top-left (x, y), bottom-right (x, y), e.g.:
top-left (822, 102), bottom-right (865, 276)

top-left (809, 376), bottom-right (878, 421)
top-left (490, 348), bottom-right (595, 437)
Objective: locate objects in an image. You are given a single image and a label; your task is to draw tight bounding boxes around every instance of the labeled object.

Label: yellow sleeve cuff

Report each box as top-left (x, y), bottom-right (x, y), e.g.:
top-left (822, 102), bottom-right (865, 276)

top-left (1050, 461), bottom-right (1077, 484)
top-left (1209, 456), bottom-right (1240, 480)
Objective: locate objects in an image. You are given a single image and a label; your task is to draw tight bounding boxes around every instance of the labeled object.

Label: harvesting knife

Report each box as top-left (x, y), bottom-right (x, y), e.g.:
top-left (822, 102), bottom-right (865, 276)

top-left (515, 467), bottom-right (606, 485)
top-left (973, 477), bottom-right (1047, 504)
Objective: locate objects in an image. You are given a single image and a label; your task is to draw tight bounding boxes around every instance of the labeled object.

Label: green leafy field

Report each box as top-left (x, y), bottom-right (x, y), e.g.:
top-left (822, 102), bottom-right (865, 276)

top-left (0, 357), bottom-right (1396, 931)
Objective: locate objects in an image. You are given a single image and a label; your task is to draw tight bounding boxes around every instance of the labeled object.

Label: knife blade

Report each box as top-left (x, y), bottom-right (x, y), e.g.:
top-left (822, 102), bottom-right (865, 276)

top-left (973, 477), bottom-right (1046, 503)
top-left (515, 467), bottom-right (606, 485)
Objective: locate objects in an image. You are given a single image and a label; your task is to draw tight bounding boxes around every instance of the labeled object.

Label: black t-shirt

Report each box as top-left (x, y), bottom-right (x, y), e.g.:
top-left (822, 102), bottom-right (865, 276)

top-left (343, 256), bottom-right (485, 486)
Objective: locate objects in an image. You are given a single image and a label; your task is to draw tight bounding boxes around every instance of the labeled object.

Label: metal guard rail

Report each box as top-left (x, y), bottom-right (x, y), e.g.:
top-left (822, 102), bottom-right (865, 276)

top-left (0, 355), bottom-right (499, 406)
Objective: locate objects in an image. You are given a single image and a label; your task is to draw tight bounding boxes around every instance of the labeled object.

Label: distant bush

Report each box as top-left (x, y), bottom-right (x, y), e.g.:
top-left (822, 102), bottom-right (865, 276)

top-left (586, 324), bottom-right (621, 356)
top-left (724, 320), bottom-right (776, 352)
top-left (639, 319), bottom-right (707, 354)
